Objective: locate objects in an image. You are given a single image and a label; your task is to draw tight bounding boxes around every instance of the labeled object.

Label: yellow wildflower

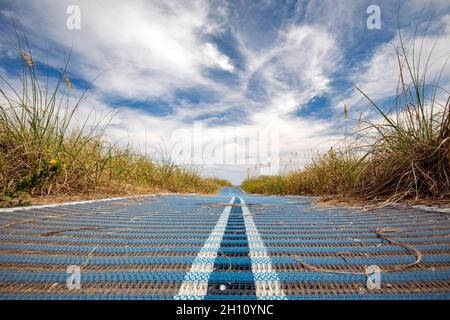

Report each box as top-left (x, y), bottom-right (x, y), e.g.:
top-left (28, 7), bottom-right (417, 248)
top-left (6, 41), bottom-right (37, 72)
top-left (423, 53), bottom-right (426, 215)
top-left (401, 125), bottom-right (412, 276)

top-left (49, 159), bottom-right (58, 166)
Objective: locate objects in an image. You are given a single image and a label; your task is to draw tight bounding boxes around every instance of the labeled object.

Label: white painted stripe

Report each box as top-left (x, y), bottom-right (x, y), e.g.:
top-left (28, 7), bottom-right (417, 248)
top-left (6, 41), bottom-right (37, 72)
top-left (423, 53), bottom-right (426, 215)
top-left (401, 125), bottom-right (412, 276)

top-left (174, 196), bottom-right (235, 300)
top-left (0, 192), bottom-right (205, 213)
top-left (0, 194), bottom-right (157, 213)
top-left (239, 196), bottom-right (287, 300)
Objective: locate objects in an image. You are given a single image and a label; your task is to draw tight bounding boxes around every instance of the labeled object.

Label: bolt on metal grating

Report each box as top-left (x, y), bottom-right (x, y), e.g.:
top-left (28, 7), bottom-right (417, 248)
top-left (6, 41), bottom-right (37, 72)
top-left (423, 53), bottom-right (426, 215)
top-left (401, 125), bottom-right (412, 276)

top-left (0, 187), bottom-right (449, 300)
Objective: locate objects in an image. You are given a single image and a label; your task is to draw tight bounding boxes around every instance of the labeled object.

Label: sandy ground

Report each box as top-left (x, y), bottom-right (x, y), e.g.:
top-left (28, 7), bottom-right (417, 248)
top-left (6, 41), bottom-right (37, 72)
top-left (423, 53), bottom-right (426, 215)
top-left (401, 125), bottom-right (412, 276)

top-left (2, 188), bottom-right (449, 210)
top-left (314, 195), bottom-right (450, 211)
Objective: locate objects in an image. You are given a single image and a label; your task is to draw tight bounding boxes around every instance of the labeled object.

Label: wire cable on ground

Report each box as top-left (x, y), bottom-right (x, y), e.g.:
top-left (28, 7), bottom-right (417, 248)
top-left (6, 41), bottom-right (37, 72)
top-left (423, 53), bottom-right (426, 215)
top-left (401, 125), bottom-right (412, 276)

top-left (293, 227), bottom-right (423, 275)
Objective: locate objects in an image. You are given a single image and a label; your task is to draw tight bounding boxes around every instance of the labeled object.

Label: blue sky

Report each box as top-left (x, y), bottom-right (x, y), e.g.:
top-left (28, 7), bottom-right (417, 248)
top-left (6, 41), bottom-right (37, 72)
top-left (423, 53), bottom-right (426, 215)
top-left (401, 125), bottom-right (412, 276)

top-left (1, 0), bottom-right (449, 184)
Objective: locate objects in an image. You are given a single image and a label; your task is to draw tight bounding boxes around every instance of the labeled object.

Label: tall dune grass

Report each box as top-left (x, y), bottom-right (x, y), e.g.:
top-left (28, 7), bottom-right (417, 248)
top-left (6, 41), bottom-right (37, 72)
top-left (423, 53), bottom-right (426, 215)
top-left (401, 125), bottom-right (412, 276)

top-left (242, 31), bottom-right (450, 203)
top-left (0, 42), bottom-right (229, 207)
top-left (352, 32), bottom-right (450, 201)
top-left (241, 147), bottom-right (364, 196)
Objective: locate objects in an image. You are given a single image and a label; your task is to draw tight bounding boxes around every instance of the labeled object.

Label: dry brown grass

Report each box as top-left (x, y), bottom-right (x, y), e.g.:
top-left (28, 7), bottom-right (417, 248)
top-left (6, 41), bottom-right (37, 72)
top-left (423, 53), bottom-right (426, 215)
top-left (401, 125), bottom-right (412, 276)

top-left (242, 30), bottom-right (450, 205)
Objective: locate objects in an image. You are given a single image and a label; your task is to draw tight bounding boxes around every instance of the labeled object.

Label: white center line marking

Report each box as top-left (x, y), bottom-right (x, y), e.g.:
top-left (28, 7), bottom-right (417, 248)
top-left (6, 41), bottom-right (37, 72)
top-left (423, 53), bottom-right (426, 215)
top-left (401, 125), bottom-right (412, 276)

top-left (174, 196), bottom-right (235, 300)
top-left (239, 196), bottom-right (287, 300)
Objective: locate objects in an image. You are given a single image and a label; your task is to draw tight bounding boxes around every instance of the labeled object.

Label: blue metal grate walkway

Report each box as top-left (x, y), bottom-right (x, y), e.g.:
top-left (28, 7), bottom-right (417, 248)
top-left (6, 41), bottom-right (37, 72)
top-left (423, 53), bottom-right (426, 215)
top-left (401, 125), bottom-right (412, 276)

top-left (0, 187), bottom-right (449, 299)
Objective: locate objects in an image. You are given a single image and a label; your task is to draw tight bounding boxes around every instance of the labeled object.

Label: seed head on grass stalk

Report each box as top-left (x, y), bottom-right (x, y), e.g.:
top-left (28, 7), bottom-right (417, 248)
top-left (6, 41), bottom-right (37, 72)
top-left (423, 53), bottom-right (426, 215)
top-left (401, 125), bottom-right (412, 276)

top-left (20, 50), bottom-right (33, 67)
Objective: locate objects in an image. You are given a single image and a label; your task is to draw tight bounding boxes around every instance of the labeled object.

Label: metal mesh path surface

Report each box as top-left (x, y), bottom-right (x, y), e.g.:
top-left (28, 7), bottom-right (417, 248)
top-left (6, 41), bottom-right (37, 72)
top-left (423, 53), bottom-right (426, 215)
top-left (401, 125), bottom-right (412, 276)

top-left (0, 187), bottom-right (449, 300)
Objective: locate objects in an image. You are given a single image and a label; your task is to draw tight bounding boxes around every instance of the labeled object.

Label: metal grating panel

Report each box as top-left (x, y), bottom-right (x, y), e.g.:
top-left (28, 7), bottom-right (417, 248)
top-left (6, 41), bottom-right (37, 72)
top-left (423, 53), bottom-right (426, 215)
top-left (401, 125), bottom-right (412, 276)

top-left (0, 187), bottom-right (449, 300)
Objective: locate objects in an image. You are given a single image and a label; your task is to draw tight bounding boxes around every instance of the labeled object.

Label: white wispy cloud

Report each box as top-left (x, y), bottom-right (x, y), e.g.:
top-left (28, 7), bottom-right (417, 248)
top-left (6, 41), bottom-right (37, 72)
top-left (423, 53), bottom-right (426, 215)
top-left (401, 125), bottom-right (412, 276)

top-left (4, 0), bottom-right (234, 100)
top-left (333, 13), bottom-right (450, 117)
top-left (1, 0), bottom-right (449, 184)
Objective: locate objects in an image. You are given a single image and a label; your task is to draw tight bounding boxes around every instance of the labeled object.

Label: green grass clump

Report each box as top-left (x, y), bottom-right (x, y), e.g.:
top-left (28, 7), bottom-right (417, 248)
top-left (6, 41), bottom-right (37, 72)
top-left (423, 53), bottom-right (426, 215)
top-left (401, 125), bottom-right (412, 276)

top-left (290, 147), bottom-right (363, 196)
top-left (241, 175), bottom-right (286, 195)
top-left (208, 178), bottom-right (233, 188)
top-left (0, 42), bottom-right (229, 207)
top-left (242, 148), bottom-right (363, 196)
